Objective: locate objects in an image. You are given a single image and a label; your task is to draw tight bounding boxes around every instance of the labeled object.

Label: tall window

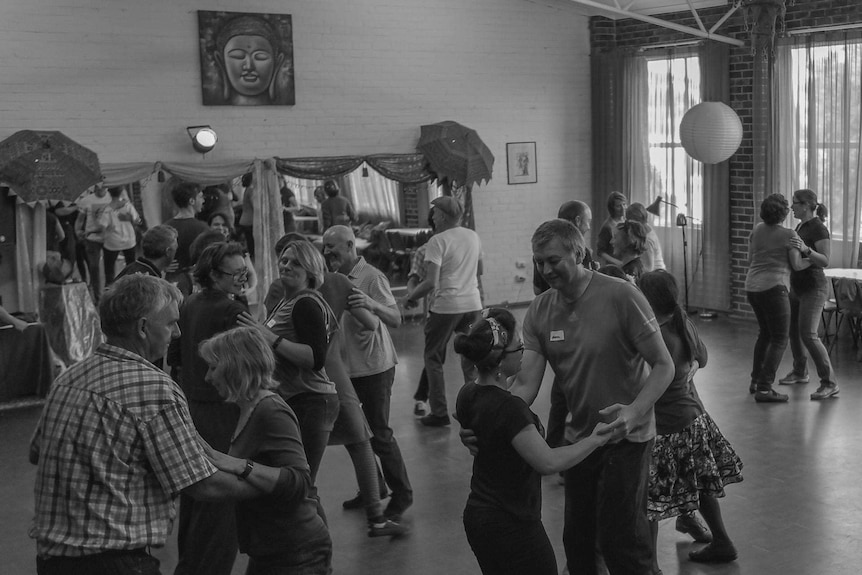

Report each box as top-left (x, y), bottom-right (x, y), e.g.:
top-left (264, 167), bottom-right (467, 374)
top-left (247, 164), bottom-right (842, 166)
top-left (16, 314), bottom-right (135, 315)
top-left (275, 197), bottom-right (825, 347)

top-left (646, 52), bottom-right (703, 226)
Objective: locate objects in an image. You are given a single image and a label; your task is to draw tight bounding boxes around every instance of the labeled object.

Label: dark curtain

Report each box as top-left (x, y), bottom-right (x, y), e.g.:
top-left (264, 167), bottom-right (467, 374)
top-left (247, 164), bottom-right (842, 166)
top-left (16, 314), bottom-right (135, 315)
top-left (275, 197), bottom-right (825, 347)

top-left (275, 154), bottom-right (434, 184)
top-left (591, 50), bottom-right (627, 226)
top-left (695, 42), bottom-right (732, 311)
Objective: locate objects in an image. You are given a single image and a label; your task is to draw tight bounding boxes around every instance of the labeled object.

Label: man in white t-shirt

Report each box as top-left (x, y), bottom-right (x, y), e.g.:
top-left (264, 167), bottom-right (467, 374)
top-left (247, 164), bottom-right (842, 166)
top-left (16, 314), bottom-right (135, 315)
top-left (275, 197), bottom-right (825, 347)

top-left (406, 196), bottom-right (482, 426)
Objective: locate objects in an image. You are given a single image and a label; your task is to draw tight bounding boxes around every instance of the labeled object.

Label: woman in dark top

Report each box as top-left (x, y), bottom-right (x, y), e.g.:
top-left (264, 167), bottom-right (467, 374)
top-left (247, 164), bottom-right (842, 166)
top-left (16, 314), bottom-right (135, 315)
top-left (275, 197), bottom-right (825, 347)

top-left (238, 241), bottom-right (339, 490)
top-left (454, 308), bottom-right (611, 575)
top-left (637, 271), bottom-right (743, 568)
top-left (200, 326), bottom-right (332, 575)
top-left (611, 219), bottom-right (649, 281)
top-left (781, 189), bottom-right (840, 400)
top-left (596, 191), bottom-right (626, 266)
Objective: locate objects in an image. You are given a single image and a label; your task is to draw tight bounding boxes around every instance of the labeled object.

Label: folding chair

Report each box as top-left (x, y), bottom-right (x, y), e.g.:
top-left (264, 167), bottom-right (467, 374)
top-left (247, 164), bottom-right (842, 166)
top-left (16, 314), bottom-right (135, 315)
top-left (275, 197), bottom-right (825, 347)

top-left (831, 276), bottom-right (862, 353)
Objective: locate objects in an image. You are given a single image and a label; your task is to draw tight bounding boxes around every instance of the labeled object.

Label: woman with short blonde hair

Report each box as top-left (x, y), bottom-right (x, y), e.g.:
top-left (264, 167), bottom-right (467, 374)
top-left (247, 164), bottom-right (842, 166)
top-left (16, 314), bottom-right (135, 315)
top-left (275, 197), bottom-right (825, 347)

top-left (200, 327), bottom-right (332, 574)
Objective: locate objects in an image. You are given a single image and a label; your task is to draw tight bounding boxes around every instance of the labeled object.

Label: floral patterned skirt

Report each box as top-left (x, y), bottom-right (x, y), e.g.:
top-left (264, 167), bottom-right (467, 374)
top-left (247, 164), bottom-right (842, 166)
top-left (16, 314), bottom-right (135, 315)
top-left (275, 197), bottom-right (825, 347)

top-left (648, 412), bottom-right (743, 521)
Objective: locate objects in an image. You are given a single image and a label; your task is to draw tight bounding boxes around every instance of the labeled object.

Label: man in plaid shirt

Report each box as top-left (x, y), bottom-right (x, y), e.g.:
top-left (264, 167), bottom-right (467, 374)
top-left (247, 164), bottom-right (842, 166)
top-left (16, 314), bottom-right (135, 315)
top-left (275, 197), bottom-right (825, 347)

top-left (29, 275), bottom-right (262, 575)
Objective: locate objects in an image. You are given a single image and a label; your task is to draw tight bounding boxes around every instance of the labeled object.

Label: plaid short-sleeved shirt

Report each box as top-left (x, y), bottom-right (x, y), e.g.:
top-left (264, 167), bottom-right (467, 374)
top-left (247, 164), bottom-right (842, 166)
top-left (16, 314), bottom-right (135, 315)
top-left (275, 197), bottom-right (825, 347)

top-left (29, 343), bottom-right (217, 558)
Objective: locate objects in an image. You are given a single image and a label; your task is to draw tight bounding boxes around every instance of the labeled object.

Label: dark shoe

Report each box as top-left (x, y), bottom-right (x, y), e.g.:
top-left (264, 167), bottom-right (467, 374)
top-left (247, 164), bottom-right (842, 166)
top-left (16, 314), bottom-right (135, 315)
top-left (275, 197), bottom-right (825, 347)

top-left (420, 413), bottom-right (451, 427)
top-left (342, 489), bottom-right (389, 510)
top-left (779, 371), bottom-right (809, 385)
top-left (675, 513), bottom-right (712, 543)
top-left (368, 517), bottom-right (409, 537)
top-left (689, 543), bottom-right (738, 563)
top-left (810, 385), bottom-right (839, 400)
top-left (413, 401), bottom-right (427, 416)
top-left (754, 389), bottom-right (789, 403)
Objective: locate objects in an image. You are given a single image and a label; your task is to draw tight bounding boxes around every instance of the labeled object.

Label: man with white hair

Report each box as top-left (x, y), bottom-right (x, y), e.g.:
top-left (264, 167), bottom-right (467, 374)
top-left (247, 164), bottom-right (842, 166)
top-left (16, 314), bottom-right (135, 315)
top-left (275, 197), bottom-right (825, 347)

top-left (406, 196), bottom-right (482, 427)
top-left (29, 275), bottom-right (266, 575)
top-left (322, 225), bottom-right (413, 521)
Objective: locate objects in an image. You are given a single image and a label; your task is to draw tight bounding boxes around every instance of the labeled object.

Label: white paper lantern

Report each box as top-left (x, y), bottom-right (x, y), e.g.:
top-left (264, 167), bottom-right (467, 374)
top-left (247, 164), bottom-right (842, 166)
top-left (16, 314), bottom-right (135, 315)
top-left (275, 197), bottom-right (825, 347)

top-left (679, 102), bottom-right (743, 164)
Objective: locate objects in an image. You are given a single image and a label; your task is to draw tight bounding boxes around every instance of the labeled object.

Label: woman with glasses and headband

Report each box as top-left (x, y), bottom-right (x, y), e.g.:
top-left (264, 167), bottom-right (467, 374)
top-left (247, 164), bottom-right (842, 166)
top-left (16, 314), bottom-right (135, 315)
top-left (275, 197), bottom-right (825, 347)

top-left (238, 240), bottom-right (340, 517)
top-left (168, 241), bottom-right (251, 575)
top-left (781, 189), bottom-right (840, 400)
top-left (454, 308), bottom-right (612, 575)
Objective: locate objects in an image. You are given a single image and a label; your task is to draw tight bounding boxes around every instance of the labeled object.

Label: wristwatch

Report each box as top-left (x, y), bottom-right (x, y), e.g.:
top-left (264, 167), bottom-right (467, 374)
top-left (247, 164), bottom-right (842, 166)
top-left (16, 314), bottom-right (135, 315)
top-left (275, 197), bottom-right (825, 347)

top-left (238, 459), bottom-right (254, 479)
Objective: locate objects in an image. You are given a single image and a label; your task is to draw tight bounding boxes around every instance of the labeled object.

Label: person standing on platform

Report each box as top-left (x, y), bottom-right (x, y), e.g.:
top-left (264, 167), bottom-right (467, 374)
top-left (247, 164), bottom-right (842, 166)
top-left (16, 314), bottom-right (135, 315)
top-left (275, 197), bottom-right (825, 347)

top-left (29, 275), bottom-right (264, 575)
top-left (323, 225), bottom-right (414, 522)
top-left (405, 196), bottom-right (483, 427)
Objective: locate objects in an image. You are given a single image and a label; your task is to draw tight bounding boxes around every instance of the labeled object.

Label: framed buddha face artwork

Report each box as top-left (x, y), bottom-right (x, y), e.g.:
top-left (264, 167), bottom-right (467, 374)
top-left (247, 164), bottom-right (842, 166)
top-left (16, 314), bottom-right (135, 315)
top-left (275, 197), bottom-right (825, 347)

top-left (198, 10), bottom-right (295, 106)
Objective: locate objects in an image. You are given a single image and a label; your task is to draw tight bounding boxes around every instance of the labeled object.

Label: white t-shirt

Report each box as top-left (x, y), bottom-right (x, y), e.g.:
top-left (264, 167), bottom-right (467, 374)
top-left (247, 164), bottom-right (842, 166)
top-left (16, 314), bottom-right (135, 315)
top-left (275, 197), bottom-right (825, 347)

top-left (424, 226), bottom-right (482, 314)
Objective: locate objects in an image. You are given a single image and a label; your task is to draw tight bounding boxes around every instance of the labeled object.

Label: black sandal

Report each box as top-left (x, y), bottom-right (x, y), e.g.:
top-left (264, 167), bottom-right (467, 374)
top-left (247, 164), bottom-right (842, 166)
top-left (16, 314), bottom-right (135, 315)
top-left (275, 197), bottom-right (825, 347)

top-left (689, 543), bottom-right (738, 563)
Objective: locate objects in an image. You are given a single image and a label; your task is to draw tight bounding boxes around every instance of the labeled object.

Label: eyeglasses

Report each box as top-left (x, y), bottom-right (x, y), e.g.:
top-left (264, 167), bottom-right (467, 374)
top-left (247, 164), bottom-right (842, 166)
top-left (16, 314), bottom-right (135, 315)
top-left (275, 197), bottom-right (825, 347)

top-left (218, 267), bottom-right (250, 282)
top-left (501, 344), bottom-right (525, 357)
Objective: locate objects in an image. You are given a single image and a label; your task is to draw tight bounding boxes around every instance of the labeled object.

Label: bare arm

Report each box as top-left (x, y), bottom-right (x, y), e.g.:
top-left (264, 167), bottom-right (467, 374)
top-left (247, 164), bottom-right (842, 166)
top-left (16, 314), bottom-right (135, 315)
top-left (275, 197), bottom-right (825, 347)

top-left (598, 330), bottom-right (674, 436)
top-left (507, 350), bottom-right (548, 406)
top-left (788, 247), bottom-right (810, 271)
top-left (182, 470), bottom-right (265, 501)
top-left (237, 312), bottom-right (315, 369)
top-left (347, 302), bottom-right (379, 330)
top-left (347, 287), bottom-right (401, 328)
top-left (512, 422), bottom-right (612, 475)
top-left (0, 305), bottom-right (28, 331)
top-left (407, 261), bottom-right (440, 302)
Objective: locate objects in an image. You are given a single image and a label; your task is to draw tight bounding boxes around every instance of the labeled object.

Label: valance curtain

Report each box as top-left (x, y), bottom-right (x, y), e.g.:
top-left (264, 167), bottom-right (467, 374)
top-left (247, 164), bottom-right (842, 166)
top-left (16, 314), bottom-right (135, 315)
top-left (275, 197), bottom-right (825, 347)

top-left (12, 154), bottom-right (435, 313)
top-left (774, 32), bottom-right (862, 268)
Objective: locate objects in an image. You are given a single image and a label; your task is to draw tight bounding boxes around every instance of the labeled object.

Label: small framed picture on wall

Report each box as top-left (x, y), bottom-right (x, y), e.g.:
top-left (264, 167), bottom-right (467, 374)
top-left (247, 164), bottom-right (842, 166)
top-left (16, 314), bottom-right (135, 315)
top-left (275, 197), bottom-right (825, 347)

top-left (506, 142), bottom-right (537, 185)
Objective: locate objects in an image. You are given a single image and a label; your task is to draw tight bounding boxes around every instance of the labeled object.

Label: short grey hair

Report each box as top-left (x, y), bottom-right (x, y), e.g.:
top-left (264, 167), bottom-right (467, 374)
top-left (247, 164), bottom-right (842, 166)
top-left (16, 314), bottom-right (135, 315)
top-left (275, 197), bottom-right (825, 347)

top-left (531, 219), bottom-right (585, 257)
top-left (100, 275), bottom-right (182, 339)
top-left (141, 225), bottom-right (178, 259)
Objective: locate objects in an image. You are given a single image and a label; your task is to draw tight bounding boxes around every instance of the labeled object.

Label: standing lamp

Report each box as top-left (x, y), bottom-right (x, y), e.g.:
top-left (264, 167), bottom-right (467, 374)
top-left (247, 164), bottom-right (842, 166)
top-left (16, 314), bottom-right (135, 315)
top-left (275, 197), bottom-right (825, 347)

top-left (646, 196), bottom-right (692, 312)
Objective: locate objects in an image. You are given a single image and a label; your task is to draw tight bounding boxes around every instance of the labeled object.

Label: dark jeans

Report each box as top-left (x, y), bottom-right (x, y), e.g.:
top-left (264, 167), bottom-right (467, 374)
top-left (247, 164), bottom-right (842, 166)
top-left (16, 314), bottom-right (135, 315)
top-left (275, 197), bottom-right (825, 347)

top-left (37, 549), bottom-right (160, 575)
top-left (463, 506), bottom-right (557, 575)
top-left (789, 284), bottom-right (837, 386)
top-left (84, 239), bottom-right (103, 302)
top-left (546, 377), bottom-right (568, 448)
top-left (246, 533), bottom-right (332, 575)
top-left (175, 401), bottom-right (240, 575)
top-left (747, 285), bottom-right (791, 389)
top-left (563, 440), bottom-right (653, 575)
top-left (424, 311), bottom-right (480, 417)
top-left (352, 367), bottom-right (413, 513)
top-left (103, 247), bottom-right (137, 286)
top-left (413, 368), bottom-right (428, 402)
top-left (287, 393), bottom-right (340, 484)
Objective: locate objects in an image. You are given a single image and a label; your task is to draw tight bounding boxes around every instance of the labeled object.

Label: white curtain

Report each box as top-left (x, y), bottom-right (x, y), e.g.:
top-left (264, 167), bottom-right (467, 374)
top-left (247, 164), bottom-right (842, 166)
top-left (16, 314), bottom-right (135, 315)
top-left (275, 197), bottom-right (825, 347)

top-left (342, 163), bottom-right (401, 224)
top-left (774, 32), bottom-right (862, 268)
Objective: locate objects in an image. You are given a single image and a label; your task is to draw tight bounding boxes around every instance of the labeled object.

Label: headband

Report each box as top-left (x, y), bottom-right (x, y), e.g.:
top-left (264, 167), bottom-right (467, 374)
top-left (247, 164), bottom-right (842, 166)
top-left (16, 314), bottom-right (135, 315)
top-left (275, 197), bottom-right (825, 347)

top-left (481, 310), bottom-right (509, 350)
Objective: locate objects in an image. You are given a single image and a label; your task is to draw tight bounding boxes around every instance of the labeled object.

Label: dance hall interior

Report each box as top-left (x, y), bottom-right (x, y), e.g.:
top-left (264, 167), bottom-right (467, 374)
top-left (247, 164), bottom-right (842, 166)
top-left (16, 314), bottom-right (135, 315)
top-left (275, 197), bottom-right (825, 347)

top-left (2, 1), bottom-right (862, 574)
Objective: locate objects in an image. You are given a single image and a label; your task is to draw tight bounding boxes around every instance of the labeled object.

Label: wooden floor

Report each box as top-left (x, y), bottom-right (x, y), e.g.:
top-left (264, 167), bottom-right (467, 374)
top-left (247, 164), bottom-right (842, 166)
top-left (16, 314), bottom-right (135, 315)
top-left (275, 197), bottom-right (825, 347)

top-left (2, 310), bottom-right (862, 575)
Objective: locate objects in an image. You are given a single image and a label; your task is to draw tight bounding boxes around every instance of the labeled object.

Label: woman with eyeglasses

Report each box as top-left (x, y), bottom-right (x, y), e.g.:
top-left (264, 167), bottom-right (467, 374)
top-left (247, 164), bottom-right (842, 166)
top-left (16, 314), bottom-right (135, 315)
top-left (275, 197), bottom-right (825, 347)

top-left (167, 241), bottom-right (251, 575)
top-left (238, 240), bottom-right (340, 514)
top-left (781, 189), bottom-right (840, 400)
top-left (454, 307), bottom-right (612, 575)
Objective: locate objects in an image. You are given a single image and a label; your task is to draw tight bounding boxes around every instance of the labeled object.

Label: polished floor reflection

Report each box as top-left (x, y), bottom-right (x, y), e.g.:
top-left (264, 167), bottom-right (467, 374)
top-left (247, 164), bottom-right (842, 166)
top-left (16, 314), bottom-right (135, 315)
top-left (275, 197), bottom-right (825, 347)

top-left (2, 311), bottom-right (862, 575)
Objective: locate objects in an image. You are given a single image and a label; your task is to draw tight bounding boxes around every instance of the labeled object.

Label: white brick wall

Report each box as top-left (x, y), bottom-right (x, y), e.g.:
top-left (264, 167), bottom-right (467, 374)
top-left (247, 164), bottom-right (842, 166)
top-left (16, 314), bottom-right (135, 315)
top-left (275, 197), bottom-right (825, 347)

top-left (0, 0), bottom-right (593, 307)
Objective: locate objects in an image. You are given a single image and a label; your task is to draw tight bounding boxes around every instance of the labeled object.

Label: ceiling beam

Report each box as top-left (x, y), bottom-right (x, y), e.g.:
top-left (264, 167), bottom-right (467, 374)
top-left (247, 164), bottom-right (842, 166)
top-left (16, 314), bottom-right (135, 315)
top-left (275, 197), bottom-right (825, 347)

top-left (569, 0), bottom-right (745, 47)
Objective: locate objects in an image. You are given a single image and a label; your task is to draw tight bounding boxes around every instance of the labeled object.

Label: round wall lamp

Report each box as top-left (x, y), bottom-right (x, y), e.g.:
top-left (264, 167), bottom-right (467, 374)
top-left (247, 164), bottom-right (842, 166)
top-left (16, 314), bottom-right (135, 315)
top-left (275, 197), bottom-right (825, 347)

top-left (187, 125), bottom-right (218, 154)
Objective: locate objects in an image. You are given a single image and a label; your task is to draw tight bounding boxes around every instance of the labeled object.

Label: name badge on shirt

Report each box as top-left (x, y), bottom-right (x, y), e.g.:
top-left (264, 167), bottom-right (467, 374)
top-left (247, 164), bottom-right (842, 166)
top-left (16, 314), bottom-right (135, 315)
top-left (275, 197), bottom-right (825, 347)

top-left (549, 330), bottom-right (565, 342)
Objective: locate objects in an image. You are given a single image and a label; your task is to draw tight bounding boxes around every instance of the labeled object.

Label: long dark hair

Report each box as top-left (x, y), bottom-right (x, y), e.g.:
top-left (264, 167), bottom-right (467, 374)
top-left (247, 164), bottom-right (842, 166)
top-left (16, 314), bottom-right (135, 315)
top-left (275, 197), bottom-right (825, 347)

top-left (637, 271), bottom-right (697, 362)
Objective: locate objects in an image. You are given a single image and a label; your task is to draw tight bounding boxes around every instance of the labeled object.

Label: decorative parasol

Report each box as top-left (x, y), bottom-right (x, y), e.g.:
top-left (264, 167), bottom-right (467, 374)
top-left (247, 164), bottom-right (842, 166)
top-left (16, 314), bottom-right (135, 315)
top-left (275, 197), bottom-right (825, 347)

top-left (0, 130), bottom-right (102, 205)
top-left (417, 121), bottom-right (494, 188)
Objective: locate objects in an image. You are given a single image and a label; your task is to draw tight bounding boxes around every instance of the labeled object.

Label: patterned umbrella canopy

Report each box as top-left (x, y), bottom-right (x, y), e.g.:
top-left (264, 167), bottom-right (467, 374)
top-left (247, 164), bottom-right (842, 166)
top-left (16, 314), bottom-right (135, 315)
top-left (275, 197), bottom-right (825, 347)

top-left (0, 130), bottom-right (102, 204)
top-left (417, 121), bottom-right (494, 188)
